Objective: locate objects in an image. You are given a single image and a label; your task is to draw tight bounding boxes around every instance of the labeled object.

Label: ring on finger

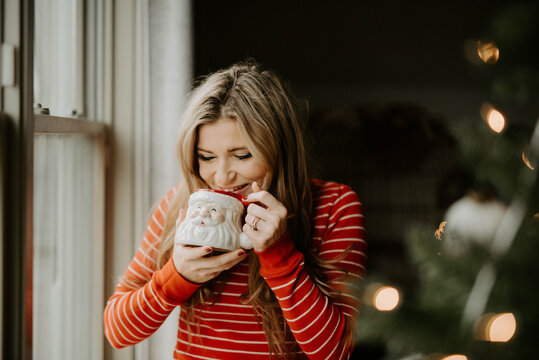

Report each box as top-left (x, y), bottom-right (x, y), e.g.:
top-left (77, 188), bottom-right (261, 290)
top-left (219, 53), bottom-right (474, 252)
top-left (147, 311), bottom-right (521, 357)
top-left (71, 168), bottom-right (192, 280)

top-left (250, 216), bottom-right (261, 231)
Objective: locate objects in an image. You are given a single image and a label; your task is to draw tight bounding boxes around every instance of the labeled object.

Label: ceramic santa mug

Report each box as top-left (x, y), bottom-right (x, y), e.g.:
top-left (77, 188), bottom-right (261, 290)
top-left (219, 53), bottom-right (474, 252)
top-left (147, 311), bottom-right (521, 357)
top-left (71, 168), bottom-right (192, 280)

top-left (174, 189), bottom-right (253, 251)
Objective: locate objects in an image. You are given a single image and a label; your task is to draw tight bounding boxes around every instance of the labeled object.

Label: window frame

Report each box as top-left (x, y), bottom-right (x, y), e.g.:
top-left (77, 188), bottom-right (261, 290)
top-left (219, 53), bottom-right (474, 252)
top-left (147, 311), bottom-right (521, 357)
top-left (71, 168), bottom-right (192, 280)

top-left (2, 0), bottom-right (36, 358)
top-left (3, 0), bottom-right (191, 358)
top-left (2, 0), bottom-right (111, 358)
top-left (32, 114), bottom-right (108, 360)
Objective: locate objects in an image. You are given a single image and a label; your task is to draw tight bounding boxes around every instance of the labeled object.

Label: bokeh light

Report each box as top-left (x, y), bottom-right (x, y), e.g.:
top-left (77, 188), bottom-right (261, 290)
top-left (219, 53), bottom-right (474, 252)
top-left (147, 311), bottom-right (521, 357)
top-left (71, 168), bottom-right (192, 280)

top-left (480, 103), bottom-right (506, 133)
top-left (441, 355), bottom-right (468, 360)
top-left (479, 102), bottom-right (505, 133)
top-left (477, 40), bottom-right (500, 64)
top-left (487, 109), bottom-right (505, 133)
top-left (435, 221), bottom-right (446, 240)
top-left (489, 313), bottom-right (516, 342)
top-left (373, 286), bottom-right (400, 311)
top-left (521, 148), bottom-right (535, 170)
top-left (474, 312), bottom-right (517, 342)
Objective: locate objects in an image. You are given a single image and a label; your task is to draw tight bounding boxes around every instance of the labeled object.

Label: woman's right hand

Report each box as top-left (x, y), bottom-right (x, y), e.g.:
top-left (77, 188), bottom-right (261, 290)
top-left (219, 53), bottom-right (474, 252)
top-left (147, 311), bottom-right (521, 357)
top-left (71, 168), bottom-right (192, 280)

top-left (172, 209), bottom-right (248, 284)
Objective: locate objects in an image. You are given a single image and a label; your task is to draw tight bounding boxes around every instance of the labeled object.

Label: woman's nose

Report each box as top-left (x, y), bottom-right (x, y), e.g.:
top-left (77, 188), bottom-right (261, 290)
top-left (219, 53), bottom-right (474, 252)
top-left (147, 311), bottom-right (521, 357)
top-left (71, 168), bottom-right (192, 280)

top-left (214, 160), bottom-right (234, 186)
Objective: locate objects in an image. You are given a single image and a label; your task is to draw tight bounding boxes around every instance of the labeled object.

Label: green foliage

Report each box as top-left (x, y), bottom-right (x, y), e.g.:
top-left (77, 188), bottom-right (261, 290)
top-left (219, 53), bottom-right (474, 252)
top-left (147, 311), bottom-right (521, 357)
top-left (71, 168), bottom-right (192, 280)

top-left (491, 67), bottom-right (539, 106)
top-left (357, 209), bottom-right (539, 359)
top-left (355, 113), bottom-right (538, 359)
top-left (448, 119), bottom-right (525, 202)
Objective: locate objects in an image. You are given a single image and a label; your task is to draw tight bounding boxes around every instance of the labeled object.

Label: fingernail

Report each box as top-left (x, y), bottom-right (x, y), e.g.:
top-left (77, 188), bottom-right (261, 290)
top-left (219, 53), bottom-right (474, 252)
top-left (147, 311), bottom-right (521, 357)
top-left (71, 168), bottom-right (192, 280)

top-left (237, 250), bottom-right (245, 256)
top-left (206, 247), bottom-right (213, 253)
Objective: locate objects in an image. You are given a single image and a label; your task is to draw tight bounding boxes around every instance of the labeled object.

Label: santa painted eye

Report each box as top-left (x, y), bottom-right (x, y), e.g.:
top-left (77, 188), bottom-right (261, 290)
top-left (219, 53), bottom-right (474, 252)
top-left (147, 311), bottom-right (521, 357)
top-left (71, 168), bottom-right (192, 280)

top-left (211, 208), bottom-right (217, 212)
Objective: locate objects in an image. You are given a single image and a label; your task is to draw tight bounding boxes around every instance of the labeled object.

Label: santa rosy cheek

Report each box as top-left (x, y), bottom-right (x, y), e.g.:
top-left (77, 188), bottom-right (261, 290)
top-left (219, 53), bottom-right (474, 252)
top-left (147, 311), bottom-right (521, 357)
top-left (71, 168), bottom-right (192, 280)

top-left (212, 213), bottom-right (225, 223)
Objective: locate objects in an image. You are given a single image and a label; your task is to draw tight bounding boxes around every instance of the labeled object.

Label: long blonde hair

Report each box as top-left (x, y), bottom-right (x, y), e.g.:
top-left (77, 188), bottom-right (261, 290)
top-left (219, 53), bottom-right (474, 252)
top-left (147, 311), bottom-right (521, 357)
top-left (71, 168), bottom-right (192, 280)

top-left (157, 60), bottom-right (338, 358)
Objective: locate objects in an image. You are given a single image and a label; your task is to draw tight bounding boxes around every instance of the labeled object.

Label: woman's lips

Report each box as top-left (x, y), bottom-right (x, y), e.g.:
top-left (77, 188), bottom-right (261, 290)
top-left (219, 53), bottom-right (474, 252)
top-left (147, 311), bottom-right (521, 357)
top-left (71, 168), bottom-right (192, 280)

top-left (222, 183), bottom-right (249, 194)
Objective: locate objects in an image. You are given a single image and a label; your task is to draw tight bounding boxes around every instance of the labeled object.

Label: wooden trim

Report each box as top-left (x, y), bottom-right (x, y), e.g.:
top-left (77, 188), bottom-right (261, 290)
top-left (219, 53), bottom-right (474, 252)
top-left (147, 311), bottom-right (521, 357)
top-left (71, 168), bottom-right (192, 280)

top-left (108, 3), bottom-right (137, 359)
top-left (91, 131), bottom-right (107, 359)
top-left (34, 114), bottom-right (107, 135)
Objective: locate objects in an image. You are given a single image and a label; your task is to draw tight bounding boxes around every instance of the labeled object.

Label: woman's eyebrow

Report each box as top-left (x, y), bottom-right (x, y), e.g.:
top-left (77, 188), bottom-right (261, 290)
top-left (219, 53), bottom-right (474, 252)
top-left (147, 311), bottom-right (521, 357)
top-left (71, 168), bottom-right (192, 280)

top-left (229, 147), bottom-right (248, 152)
top-left (197, 147), bottom-right (213, 153)
top-left (197, 146), bottom-right (248, 152)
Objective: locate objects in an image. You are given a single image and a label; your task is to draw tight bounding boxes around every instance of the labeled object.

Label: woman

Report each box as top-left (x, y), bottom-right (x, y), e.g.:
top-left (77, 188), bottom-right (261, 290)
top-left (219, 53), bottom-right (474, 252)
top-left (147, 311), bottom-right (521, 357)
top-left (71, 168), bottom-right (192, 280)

top-left (104, 60), bottom-right (366, 359)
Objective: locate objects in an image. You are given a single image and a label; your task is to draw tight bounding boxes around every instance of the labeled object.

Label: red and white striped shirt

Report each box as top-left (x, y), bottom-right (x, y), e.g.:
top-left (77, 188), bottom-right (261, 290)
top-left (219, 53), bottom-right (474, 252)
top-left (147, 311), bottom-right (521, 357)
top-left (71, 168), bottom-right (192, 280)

top-left (104, 179), bottom-right (366, 359)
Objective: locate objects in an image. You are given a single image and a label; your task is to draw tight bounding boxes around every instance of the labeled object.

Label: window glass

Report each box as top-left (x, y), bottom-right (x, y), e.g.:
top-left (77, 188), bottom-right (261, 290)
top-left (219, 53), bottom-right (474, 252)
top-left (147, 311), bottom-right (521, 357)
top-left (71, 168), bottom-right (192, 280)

top-left (33, 134), bottom-right (102, 359)
top-left (34, 0), bottom-right (84, 117)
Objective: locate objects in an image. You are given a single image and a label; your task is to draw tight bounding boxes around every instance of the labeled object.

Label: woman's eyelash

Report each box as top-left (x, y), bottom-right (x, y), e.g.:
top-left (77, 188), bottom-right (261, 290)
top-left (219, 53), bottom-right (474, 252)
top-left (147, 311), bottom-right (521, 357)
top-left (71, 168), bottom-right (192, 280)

top-left (236, 153), bottom-right (252, 160)
top-left (197, 154), bottom-right (214, 161)
top-left (197, 153), bottom-right (251, 160)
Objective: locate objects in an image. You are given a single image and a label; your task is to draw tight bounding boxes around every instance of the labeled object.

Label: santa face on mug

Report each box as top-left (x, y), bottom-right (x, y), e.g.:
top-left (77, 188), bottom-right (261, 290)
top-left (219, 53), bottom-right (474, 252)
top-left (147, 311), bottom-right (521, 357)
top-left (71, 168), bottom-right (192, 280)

top-left (189, 202), bottom-right (226, 227)
top-left (175, 190), bottom-right (253, 251)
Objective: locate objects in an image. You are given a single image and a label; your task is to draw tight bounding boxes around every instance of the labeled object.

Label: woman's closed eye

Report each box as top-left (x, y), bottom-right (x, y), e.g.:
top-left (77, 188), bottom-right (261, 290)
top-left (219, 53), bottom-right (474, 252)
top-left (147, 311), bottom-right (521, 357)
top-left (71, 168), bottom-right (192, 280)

top-left (198, 153), bottom-right (215, 161)
top-left (236, 153), bottom-right (252, 160)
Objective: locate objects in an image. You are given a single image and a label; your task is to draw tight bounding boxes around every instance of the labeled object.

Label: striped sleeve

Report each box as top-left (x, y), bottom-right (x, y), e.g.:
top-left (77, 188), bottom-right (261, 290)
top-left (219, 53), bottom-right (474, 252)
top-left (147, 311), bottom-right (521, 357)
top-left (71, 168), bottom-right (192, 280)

top-left (103, 186), bottom-right (202, 349)
top-left (256, 183), bottom-right (366, 360)
top-left (318, 185), bottom-right (366, 320)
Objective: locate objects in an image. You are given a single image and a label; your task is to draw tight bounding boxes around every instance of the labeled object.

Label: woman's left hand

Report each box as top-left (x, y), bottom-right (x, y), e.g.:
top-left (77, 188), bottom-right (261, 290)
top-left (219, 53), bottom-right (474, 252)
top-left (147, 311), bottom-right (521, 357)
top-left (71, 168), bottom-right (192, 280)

top-left (243, 182), bottom-right (288, 252)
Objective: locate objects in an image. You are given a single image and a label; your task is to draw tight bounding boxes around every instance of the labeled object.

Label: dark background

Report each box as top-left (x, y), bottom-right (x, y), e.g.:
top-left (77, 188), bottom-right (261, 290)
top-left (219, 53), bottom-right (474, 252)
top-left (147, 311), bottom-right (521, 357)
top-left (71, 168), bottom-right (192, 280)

top-left (193, 0), bottom-right (530, 118)
top-left (193, 2), bottom-right (538, 357)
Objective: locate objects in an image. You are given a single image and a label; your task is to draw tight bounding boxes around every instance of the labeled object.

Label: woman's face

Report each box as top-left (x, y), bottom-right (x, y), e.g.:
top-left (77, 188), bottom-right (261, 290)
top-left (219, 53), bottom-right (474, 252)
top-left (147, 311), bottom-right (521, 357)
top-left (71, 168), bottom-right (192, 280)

top-left (196, 117), bottom-right (269, 196)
